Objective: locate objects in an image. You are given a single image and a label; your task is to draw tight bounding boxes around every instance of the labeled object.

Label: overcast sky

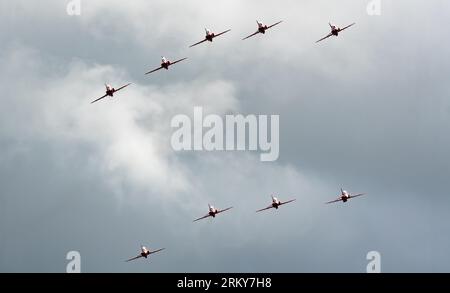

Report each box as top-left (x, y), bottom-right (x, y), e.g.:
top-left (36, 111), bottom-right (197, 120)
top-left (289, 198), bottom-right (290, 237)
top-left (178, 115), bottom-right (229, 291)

top-left (1, 0), bottom-right (450, 273)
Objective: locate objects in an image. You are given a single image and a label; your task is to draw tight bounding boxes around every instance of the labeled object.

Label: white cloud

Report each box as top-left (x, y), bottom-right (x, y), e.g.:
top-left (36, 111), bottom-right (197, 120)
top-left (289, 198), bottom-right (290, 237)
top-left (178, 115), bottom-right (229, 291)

top-left (0, 44), bottom-right (305, 207)
top-left (0, 45), bottom-right (239, 197)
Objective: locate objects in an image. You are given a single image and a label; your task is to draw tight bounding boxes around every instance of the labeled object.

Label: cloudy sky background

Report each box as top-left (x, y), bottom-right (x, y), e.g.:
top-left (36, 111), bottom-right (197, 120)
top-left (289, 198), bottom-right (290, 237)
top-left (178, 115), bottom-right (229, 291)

top-left (1, 0), bottom-right (450, 272)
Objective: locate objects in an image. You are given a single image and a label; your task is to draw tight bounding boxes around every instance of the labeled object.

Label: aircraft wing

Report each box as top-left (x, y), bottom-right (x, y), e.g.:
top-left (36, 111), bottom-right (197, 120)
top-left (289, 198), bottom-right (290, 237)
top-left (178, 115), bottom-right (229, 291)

top-left (256, 205), bottom-right (273, 213)
top-left (267, 20), bottom-right (283, 29)
top-left (349, 193), bottom-right (366, 199)
top-left (316, 32), bottom-right (333, 43)
top-left (217, 207), bottom-right (233, 214)
top-left (189, 38), bottom-right (207, 48)
top-left (145, 66), bottom-right (163, 75)
top-left (125, 254), bottom-right (143, 262)
top-left (149, 248), bottom-right (165, 255)
top-left (115, 83), bottom-right (132, 92)
top-left (242, 31), bottom-right (259, 40)
top-left (90, 94), bottom-right (108, 104)
top-left (171, 58), bottom-right (188, 65)
top-left (325, 198), bottom-right (343, 204)
top-left (214, 29), bottom-right (231, 38)
top-left (339, 23), bottom-right (355, 32)
top-left (280, 199), bottom-right (296, 206)
top-left (193, 214), bottom-right (211, 222)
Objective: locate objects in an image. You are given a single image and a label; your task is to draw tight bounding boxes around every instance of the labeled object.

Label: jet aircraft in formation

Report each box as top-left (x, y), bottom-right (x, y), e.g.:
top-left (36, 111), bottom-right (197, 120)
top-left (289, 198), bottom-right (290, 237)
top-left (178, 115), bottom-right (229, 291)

top-left (90, 21), bottom-right (356, 104)
top-left (193, 204), bottom-right (233, 222)
top-left (86, 17), bottom-right (364, 265)
top-left (125, 246), bottom-right (165, 262)
top-left (325, 188), bottom-right (366, 204)
top-left (242, 20), bottom-right (283, 40)
top-left (316, 22), bottom-right (356, 43)
top-left (256, 195), bottom-right (296, 213)
top-left (91, 83), bottom-right (132, 104)
top-left (145, 56), bottom-right (188, 75)
top-left (189, 28), bottom-right (231, 48)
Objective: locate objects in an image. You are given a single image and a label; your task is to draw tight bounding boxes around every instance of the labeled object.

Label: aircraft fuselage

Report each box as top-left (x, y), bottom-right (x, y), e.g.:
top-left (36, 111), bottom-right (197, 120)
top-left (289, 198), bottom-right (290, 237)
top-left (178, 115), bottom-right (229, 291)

top-left (140, 250), bottom-right (150, 258)
top-left (162, 62), bottom-right (170, 69)
top-left (208, 208), bottom-right (218, 217)
top-left (258, 26), bottom-right (268, 34)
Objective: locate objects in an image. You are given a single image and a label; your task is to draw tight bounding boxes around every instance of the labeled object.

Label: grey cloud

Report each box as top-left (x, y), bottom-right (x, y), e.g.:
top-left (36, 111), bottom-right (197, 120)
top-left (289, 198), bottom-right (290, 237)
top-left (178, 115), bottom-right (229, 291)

top-left (0, 0), bottom-right (449, 273)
